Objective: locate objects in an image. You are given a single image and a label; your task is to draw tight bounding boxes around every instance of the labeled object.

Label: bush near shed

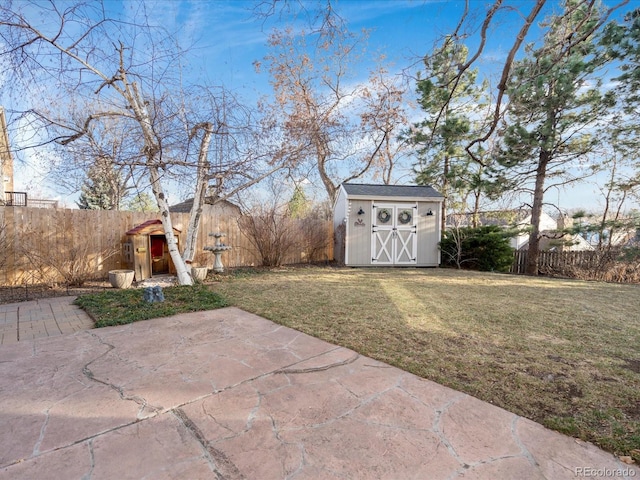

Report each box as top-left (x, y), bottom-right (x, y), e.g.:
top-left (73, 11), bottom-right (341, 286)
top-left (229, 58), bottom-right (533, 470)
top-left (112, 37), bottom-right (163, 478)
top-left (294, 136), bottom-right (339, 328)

top-left (440, 225), bottom-right (515, 272)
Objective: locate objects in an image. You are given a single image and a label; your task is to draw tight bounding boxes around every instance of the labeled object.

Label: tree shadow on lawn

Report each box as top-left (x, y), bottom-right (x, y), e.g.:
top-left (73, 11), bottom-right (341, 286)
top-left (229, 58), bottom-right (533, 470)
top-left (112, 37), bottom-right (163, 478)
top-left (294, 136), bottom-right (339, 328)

top-left (375, 270), bottom-right (640, 460)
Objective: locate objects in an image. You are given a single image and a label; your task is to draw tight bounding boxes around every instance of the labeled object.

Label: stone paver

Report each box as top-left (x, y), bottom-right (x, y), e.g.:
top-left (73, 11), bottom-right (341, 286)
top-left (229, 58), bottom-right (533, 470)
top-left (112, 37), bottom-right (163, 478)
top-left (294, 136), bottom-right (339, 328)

top-left (0, 297), bottom-right (94, 344)
top-left (0, 306), bottom-right (636, 479)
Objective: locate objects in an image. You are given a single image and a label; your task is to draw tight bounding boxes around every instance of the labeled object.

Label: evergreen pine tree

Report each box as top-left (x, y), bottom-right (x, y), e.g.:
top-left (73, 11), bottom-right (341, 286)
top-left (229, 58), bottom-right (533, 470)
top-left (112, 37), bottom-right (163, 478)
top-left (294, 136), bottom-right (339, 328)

top-left (497, 0), bottom-right (612, 275)
top-left (410, 37), bottom-right (490, 231)
top-left (125, 192), bottom-right (157, 212)
top-left (76, 157), bottom-right (127, 210)
top-left (288, 185), bottom-right (309, 219)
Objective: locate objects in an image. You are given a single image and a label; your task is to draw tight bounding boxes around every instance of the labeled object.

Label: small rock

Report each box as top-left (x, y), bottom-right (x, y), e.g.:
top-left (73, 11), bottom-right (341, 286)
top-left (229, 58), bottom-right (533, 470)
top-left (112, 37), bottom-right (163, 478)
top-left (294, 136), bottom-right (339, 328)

top-left (143, 286), bottom-right (165, 303)
top-left (619, 455), bottom-right (634, 464)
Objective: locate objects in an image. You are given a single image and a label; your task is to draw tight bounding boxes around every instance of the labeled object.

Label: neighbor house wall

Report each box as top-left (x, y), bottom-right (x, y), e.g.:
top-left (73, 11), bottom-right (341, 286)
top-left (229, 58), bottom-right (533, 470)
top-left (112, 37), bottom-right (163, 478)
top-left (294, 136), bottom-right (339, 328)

top-left (512, 211), bottom-right (558, 250)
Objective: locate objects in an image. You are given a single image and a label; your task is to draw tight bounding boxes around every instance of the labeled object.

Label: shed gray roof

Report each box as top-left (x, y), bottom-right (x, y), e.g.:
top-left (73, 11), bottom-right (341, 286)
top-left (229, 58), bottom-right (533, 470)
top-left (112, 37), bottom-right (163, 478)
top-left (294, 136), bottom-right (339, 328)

top-left (341, 183), bottom-right (443, 199)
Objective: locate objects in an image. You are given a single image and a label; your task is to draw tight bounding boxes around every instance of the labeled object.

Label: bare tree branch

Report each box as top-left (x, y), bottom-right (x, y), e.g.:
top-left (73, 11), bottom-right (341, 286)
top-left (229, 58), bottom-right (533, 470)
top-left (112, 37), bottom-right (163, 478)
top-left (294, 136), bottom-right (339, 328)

top-left (464, 0), bottom-right (546, 165)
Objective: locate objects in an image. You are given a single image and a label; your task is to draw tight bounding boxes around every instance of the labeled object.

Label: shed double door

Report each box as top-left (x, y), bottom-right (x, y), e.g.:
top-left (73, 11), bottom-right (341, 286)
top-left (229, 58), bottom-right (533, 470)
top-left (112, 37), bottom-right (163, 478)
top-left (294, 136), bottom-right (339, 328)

top-left (372, 203), bottom-right (417, 265)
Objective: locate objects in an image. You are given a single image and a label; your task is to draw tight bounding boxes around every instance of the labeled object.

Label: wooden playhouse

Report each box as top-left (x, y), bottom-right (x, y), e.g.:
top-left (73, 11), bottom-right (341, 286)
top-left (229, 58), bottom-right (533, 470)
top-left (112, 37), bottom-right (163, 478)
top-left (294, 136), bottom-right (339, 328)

top-left (333, 183), bottom-right (444, 267)
top-left (124, 220), bottom-right (181, 281)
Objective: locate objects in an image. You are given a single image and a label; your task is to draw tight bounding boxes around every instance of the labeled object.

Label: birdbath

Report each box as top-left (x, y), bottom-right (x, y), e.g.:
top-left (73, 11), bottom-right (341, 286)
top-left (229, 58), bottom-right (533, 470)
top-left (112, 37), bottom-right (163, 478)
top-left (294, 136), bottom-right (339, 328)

top-left (204, 233), bottom-right (232, 273)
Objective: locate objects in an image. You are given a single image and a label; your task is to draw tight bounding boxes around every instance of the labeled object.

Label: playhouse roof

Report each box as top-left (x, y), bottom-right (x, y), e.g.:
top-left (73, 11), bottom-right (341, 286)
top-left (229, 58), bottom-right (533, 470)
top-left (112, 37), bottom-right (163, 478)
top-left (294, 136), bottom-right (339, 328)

top-left (126, 219), bottom-right (181, 236)
top-left (340, 183), bottom-right (443, 200)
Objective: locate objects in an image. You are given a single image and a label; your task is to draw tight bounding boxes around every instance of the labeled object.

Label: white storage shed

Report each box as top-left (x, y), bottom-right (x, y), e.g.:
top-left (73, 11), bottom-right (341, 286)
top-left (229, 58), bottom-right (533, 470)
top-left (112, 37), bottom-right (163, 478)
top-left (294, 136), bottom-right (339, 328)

top-left (333, 183), bottom-right (444, 267)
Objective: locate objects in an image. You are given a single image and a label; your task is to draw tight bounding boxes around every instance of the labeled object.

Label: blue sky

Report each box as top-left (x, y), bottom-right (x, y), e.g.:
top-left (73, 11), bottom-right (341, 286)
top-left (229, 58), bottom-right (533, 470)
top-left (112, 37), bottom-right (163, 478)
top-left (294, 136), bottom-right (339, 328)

top-left (132, 0), bottom-right (537, 96)
top-left (89, 0), bottom-right (551, 100)
top-left (8, 0), bottom-right (637, 213)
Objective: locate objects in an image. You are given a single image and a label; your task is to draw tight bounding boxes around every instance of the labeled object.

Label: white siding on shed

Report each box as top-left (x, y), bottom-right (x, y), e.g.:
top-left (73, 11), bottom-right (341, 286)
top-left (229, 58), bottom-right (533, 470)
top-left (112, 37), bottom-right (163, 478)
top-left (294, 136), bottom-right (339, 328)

top-left (333, 183), bottom-right (443, 267)
top-left (346, 199), bottom-right (372, 265)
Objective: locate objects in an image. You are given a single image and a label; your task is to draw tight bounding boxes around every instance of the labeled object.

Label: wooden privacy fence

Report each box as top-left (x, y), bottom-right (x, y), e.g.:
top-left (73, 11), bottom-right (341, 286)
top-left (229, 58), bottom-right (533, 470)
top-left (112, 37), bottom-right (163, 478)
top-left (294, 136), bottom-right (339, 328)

top-left (0, 207), bottom-right (334, 285)
top-left (511, 250), bottom-right (600, 275)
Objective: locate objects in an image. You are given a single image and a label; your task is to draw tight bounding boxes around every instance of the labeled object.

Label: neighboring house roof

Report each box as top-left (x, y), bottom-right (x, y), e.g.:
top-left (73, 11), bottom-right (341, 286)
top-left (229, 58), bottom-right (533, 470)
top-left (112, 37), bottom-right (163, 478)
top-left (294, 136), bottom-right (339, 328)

top-left (561, 234), bottom-right (595, 251)
top-left (170, 196), bottom-right (241, 214)
top-left (126, 219), bottom-right (181, 236)
top-left (340, 183), bottom-right (443, 199)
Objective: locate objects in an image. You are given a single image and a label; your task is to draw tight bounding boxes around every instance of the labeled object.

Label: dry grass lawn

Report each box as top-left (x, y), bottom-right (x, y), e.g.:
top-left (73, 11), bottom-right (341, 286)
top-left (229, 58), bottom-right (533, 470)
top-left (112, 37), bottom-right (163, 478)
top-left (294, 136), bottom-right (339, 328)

top-left (211, 266), bottom-right (640, 460)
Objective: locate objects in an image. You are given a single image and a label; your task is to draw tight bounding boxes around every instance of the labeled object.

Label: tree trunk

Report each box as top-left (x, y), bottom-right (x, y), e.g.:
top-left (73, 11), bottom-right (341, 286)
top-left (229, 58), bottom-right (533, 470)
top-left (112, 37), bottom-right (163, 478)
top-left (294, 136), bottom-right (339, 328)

top-left (126, 81), bottom-right (192, 285)
top-left (441, 156), bottom-right (450, 234)
top-left (525, 149), bottom-right (550, 275)
top-left (472, 190), bottom-right (481, 228)
top-left (182, 123), bottom-right (214, 266)
top-left (317, 153), bottom-right (337, 205)
top-left (148, 164), bottom-right (192, 285)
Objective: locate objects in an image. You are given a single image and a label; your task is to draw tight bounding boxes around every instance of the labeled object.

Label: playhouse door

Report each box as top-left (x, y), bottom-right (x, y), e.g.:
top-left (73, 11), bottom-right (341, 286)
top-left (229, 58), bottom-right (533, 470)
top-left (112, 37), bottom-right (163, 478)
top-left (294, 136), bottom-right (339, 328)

top-left (150, 235), bottom-right (169, 274)
top-left (372, 203), bottom-right (417, 265)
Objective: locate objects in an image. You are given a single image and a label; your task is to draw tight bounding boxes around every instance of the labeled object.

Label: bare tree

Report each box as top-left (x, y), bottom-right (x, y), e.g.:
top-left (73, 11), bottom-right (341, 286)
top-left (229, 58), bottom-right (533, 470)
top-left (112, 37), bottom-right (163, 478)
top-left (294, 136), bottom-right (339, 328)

top-left (238, 178), bottom-right (331, 266)
top-left (587, 127), bottom-right (640, 251)
top-left (257, 9), bottom-right (407, 203)
top-left (237, 180), bottom-right (300, 267)
top-left (0, 1), bottom-right (289, 284)
top-left (0, 106), bottom-right (12, 205)
top-left (361, 66), bottom-right (411, 185)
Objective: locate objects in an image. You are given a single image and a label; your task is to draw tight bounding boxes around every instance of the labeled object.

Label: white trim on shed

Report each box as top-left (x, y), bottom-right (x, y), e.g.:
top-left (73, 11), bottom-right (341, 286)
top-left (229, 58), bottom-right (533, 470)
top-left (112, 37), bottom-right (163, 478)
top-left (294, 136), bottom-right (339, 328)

top-left (333, 183), bottom-right (444, 267)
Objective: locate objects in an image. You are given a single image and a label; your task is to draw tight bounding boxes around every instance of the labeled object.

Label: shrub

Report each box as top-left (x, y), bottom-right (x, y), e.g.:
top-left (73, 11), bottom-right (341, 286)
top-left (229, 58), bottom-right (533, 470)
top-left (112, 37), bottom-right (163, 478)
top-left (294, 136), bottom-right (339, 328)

top-left (239, 202), bottom-right (332, 267)
top-left (298, 214), bottom-right (332, 263)
top-left (17, 225), bottom-right (119, 286)
top-left (239, 210), bottom-right (299, 267)
top-left (440, 225), bottom-right (514, 272)
top-left (540, 247), bottom-right (640, 283)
